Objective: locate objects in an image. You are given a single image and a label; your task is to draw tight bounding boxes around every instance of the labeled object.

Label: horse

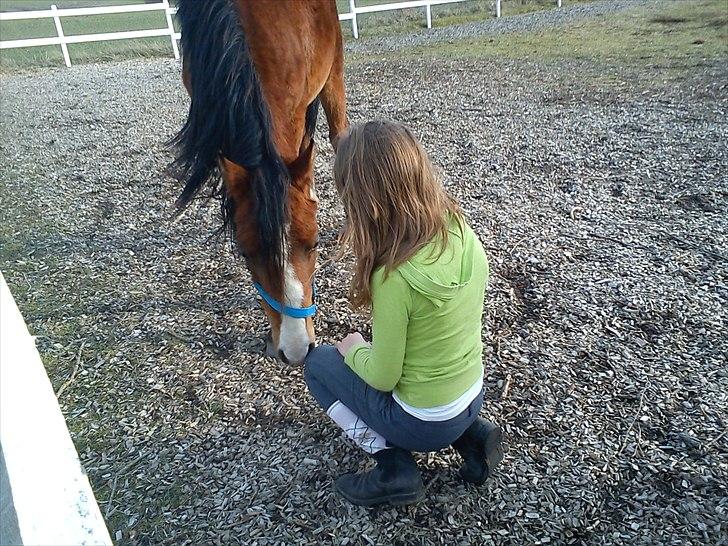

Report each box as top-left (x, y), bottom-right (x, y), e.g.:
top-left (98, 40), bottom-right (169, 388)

top-left (172, 0), bottom-right (348, 365)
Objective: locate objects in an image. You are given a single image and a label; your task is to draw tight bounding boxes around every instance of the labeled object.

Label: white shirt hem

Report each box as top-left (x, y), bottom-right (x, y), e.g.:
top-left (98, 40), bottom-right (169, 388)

top-left (392, 373), bottom-right (483, 422)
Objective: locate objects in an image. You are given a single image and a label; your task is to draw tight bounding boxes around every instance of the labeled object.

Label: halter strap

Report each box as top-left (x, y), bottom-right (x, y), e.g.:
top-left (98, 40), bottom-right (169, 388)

top-left (253, 282), bottom-right (317, 319)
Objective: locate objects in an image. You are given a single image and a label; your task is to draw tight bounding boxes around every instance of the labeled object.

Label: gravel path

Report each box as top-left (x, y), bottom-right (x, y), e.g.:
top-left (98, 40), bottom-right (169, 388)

top-left (1, 2), bottom-right (727, 545)
top-left (344, 0), bottom-right (657, 54)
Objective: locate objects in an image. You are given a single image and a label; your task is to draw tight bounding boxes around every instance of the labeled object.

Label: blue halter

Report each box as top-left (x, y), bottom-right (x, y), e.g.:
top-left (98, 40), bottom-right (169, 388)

top-left (253, 281), bottom-right (317, 319)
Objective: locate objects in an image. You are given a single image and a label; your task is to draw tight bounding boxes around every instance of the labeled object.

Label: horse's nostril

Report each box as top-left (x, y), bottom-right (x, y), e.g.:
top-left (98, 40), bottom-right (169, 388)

top-left (307, 343), bottom-right (315, 355)
top-left (278, 349), bottom-right (289, 365)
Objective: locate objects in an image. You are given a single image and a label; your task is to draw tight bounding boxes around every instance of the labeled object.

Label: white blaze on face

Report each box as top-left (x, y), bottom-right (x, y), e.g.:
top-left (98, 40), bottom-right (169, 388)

top-left (277, 259), bottom-right (311, 364)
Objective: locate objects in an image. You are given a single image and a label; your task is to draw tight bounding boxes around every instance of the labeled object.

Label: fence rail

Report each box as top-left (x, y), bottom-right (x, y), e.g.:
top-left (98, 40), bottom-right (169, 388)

top-left (0, 0), bottom-right (179, 66)
top-left (0, 0), bottom-right (562, 67)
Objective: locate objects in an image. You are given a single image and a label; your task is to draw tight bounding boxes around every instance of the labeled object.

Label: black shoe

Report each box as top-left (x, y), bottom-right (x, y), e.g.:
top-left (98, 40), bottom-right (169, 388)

top-left (335, 447), bottom-right (424, 507)
top-left (452, 418), bottom-right (504, 484)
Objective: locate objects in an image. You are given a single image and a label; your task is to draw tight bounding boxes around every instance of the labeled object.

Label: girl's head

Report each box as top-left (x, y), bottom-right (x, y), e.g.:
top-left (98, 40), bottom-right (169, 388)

top-left (334, 120), bottom-right (461, 308)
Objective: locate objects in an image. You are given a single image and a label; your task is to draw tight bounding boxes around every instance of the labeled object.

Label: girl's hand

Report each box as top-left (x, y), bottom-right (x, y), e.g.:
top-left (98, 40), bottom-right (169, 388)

top-left (336, 332), bottom-right (367, 356)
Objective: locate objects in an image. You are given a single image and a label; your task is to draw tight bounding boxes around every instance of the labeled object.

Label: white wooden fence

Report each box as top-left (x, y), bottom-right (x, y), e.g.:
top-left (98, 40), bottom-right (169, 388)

top-left (0, 0), bottom-right (179, 67)
top-left (0, 0), bottom-right (563, 67)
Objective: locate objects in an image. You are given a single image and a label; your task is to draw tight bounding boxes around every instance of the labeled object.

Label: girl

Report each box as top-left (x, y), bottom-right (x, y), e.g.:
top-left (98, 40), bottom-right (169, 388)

top-left (304, 120), bottom-right (503, 506)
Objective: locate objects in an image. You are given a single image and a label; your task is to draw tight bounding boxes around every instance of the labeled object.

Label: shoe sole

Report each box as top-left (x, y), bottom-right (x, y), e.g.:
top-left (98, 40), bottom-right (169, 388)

top-left (335, 485), bottom-right (425, 507)
top-left (461, 423), bottom-right (504, 485)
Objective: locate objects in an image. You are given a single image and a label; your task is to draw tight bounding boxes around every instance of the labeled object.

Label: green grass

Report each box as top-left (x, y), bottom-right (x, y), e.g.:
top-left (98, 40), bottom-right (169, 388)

top-left (337, 0), bottom-right (491, 36)
top-left (0, 0), bottom-right (175, 69)
top-left (390, 0), bottom-right (728, 64)
top-left (0, 0), bottom-right (591, 69)
top-left (336, 0), bottom-right (554, 38)
top-left (335, 0), bottom-right (596, 38)
top-left (0, 0), bottom-right (155, 9)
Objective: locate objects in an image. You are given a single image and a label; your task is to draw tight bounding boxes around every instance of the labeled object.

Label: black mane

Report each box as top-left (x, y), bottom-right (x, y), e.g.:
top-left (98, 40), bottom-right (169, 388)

top-left (171, 0), bottom-right (289, 271)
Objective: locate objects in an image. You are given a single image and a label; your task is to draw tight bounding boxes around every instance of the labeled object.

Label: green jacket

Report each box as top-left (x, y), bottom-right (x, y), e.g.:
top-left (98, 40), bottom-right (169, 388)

top-left (344, 217), bottom-right (488, 408)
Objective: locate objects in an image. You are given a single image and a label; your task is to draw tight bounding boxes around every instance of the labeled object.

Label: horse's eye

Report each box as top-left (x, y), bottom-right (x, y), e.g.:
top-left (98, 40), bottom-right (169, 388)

top-left (308, 237), bottom-right (320, 252)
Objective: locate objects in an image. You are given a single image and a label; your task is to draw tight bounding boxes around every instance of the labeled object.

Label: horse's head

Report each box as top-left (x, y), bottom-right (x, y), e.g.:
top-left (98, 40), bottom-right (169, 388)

top-left (222, 142), bottom-right (318, 365)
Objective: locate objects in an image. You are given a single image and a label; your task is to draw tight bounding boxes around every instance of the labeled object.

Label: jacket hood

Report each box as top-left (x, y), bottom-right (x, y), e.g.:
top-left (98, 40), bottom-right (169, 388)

top-left (397, 218), bottom-right (475, 307)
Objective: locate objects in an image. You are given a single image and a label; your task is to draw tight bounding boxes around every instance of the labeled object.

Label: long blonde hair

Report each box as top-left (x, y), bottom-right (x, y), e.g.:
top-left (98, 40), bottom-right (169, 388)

top-left (334, 120), bottom-right (462, 309)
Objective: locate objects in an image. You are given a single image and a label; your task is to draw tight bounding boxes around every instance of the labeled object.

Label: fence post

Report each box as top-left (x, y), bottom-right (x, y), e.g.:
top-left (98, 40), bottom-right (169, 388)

top-left (349, 0), bottom-right (359, 39)
top-left (161, 0), bottom-right (179, 60)
top-left (557, 0), bottom-right (562, 7)
top-left (50, 5), bottom-right (71, 67)
top-left (495, 0), bottom-right (501, 18)
top-left (425, 3), bottom-right (432, 28)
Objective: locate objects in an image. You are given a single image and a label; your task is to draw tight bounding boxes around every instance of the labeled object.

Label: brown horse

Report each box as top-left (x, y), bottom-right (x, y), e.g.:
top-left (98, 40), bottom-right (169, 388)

top-left (172, 0), bottom-right (348, 364)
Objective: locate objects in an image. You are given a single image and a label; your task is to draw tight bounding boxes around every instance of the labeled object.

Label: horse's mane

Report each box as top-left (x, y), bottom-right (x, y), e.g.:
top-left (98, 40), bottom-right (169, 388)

top-left (171, 0), bottom-right (289, 271)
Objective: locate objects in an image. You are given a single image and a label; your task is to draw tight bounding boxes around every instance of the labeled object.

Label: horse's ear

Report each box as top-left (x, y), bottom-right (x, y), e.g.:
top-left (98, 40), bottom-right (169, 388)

top-left (220, 157), bottom-right (252, 196)
top-left (288, 140), bottom-right (315, 185)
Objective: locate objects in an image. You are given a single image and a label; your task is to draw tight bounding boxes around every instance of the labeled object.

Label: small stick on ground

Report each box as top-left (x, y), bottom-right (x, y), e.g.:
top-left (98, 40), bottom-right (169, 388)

top-left (501, 374), bottom-right (512, 400)
top-left (166, 329), bottom-right (194, 344)
top-left (55, 340), bottom-right (86, 398)
top-left (105, 475), bottom-right (119, 520)
top-left (604, 382), bottom-right (649, 471)
top-left (704, 427), bottom-right (728, 449)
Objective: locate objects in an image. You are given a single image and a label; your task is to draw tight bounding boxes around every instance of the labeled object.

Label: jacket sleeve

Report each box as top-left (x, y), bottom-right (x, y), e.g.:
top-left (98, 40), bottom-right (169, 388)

top-left (344, 269), bottom-right (412, 392)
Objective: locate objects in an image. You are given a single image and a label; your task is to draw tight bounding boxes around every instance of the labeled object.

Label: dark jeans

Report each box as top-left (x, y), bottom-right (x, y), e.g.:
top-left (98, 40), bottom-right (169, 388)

top-left (304, 345), bottom-right (482, 453)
